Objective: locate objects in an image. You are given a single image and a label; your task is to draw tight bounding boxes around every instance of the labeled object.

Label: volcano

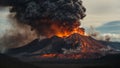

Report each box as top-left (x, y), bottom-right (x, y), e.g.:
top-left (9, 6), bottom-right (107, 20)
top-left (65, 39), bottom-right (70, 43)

top-left (34, 34), bottom-right (113, 59)
top-left (1, 0), bottom-right (119, 61)
top-left (6, 33), bottom-right (118, 60)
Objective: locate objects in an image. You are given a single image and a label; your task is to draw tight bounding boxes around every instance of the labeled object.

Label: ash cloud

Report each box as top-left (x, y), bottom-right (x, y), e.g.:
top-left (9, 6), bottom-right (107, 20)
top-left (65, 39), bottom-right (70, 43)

top-left (0, 0), bottom-right (86, 36)
top-left (9, 0), bottom-right (86, 22)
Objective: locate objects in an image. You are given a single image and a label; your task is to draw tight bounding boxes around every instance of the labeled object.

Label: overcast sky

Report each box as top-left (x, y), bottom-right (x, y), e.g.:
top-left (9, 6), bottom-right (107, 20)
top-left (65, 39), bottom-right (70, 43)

top-left (82, 0), bottom-right (120, 27)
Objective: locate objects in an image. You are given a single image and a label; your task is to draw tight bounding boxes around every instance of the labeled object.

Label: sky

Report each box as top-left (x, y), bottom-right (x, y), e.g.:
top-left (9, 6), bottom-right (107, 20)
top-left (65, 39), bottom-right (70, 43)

top-left (0, 7), bottom-right (11, 37)
top-left (82, 0), bottom-right (120, 27)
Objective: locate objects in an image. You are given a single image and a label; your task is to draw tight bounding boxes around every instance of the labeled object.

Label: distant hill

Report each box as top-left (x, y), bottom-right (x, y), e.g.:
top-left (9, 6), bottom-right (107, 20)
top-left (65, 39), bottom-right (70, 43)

top-left (96, 21), bottom-right (120, 34)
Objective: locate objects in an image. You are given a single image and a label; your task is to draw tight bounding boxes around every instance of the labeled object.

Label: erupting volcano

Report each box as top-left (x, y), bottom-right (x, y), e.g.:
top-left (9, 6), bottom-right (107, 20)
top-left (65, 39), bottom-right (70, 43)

top-left (1, 0), bottom-right (118, 59)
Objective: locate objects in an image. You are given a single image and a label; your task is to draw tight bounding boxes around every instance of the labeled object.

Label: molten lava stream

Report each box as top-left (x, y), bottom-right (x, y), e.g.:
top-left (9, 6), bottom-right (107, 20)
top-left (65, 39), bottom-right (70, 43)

top-left (41, 54), bottom-right (57, 58)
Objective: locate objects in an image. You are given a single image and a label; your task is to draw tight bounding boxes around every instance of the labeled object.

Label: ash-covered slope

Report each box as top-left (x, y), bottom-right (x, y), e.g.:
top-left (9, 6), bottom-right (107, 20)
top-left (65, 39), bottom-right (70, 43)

top-left (6, 33), bottom-right (118, 59)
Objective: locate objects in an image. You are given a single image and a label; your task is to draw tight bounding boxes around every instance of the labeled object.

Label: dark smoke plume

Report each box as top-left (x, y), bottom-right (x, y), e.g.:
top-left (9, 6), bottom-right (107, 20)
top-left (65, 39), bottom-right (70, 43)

top-left (0, 0), bottom-right (86, 37)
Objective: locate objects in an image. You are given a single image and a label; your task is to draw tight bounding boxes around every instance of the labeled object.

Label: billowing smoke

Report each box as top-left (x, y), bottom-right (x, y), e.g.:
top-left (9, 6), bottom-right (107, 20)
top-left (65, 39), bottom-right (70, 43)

top-left (0, 0), bottom-right (86, 37)
top-left (0, 17), bottom-right (37, 53)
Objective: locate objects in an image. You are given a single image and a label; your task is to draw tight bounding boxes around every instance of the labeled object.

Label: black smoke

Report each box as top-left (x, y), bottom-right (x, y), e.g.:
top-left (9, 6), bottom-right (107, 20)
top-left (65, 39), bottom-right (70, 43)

top-left (0, 0), bottom-right (86, 36)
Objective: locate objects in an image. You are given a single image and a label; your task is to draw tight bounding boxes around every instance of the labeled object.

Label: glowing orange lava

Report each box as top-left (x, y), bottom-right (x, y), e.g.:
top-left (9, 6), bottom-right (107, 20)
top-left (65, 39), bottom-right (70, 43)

top-left (55, 27), bottom-right (85, 38)
top-left (41, 54), bottom-right (57, 58)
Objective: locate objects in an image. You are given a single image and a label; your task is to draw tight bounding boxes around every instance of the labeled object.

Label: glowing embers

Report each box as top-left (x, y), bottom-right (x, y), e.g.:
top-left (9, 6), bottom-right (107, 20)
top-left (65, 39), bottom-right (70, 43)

top-left (39, 53), bottom-right (82, 59)
top-left (37, 53), bottom-right (101, 59)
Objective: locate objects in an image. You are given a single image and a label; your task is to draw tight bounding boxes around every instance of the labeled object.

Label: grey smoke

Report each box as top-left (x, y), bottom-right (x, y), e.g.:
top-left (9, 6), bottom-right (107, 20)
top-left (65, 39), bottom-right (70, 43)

top-left (0, 14), bottom-right (37, 53)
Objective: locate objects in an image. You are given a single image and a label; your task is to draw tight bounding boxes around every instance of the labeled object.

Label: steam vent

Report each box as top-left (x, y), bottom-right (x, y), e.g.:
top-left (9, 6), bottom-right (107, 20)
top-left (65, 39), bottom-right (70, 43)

top-left (4, 0), bottom-right (119, 60)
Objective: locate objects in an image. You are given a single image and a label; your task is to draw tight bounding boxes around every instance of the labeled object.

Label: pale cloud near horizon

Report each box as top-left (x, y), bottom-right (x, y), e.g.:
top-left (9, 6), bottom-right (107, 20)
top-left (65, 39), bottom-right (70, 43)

top-left (82, 0), bottom-right (120, 28)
